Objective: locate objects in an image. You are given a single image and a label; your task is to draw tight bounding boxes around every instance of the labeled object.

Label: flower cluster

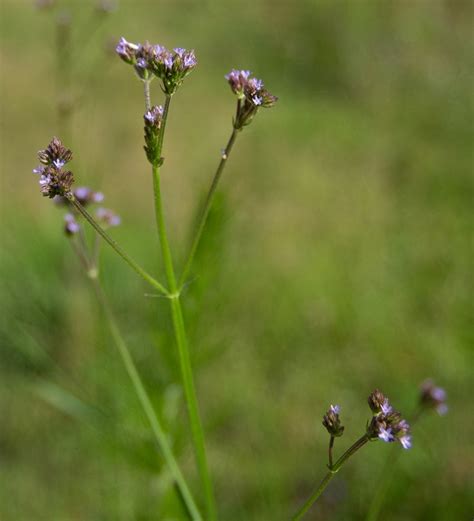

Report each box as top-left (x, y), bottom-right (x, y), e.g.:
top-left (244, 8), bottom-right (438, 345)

top-left (115, 37), bottom-right (197, 94)
top-left (96, 207), bottom-right (121, 228)
top-left (143, 105), bottom-right (164, 165)
top-left (366, 390), bottom-right (411, 449)
top-left (419, 379), bottom-right (448, 415)
top-left (225, 69), bottom-right (277, 129)
top-left (322, 405), bottom-right (345, 437)
top-left (33, 137), bottom-right (74, 198)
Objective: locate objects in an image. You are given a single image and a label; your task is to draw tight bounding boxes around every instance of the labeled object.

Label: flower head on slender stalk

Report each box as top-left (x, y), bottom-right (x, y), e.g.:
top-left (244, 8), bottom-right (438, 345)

top-left (366, 390), bottom-right (411, 449)
top-left (115, 37), bottom-right (197, 93)
top-left (96, 207), bottom-right (121, 228)
top-left (33, 137), bottom-right (74, 198)
top-left (225, 69), bottom-right (277, 129)
top-left (322, 405), bottom-right (345, 437)
top-left (419, 379), bottom-right (448, 415)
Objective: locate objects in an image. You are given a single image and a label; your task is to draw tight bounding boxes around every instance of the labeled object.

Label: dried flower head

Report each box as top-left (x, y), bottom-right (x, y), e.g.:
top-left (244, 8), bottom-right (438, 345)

top-left (115, 37), bottom-right (197, 94)
top-left (96, 207), bottom-right (121, 228)
top-left (420, 379), bottom-right (448, 415)
top-left (366, 390), bottom-right (411, 449)
top-left (322, 404), bottom-right (345, 437)
top-left (37, 137), bottom-right (73, 169)
top-left (225, 69), bottom-right (278, 129)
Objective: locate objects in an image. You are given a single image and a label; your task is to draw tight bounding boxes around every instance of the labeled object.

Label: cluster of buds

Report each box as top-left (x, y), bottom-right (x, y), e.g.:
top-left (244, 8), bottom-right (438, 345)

top-left (225, 69), bottom-right (277, 129)
top-left (115, 37), bottom-right (197, 94)
top-left (419, 379), bottom-right (448, 415)
top-left (322, 405), bottom-right (345, 437)
top-left (366, 389), bottom-right (411, 449)
top-left (143, 105), bottom-right (164, 165)
top-left (33, 137), bottom-right (74, 198)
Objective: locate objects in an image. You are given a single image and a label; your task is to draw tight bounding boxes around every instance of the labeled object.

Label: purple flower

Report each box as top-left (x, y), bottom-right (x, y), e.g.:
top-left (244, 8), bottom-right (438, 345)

top-left (380, 399), bottom-right (393, 415)
top-left (420, 379), bottom-right (448, 415)
top-left (96, 207), bottom-right (121, 227)
top-left (399, 435), bottom-right (412, 449)
top-left (252, 95), bottom-right (263, 106)
top-left (322, 404), bottom-right (344, 437)
top-left (34, 138), bottom-right (74, 198)
top-left (173, 47), bottom-right (185, 57)
top-left (183, 51), bottom-right (197, 68)
top-left (116, 37), bottom-right (139, 64)
top-left (64, 213), bottom-right (80, 235)
top-left (378, 427), bottom-right (394, 443)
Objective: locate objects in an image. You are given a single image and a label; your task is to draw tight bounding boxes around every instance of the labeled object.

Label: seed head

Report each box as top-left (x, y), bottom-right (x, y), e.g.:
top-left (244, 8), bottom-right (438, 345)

top-left (368, 389), bottom-right (388, 414)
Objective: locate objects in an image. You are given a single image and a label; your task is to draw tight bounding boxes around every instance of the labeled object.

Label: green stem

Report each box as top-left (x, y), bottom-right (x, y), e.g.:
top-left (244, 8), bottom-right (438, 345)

top-left (178, 127), bottom-right (240, 288)
top-left (291, 435), bottom-right (369, 521)
top-left (69, 195), bottom-right (168, 295)
top-left (90, 277), bottom-right (202, 521)
top-left (151, 163), bottom-right (217, 520)
top-left (328, 435), bottom-right (335, 468)
top-left (144, 79), bottom-right (152, 111)
top-left (148, 93), bottom-right (216, 518)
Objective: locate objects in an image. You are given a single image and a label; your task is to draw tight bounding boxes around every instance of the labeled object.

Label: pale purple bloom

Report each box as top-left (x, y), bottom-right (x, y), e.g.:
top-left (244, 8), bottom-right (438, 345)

top-left (378, 427), bottom-right (394, 443)
top-left (420, 379), bottom-right (448, 416)
top-left (136, 57), bottom-right (147, 69)
top-left (400, 435), bottom-right (412, 449)
top-left (91, 191), bottom-right (104, 203)
top-left (252, 95), bottom-right (263, 106)
top-left (53, 158), bottom-right (66, 169)
top-left (64, 213), bottom-right (80, 235)
top-left (183, 51), bottom-right (197, 68)
top-left (96, 207), bottom-right (121, 227)
top-left (174, 47), bottom-right (185, 57)
top-left (164, 55), bottom-right (174, 69)
top-left (33, 166), bottom-right (44, 175)
top-left (330, 405), bottom-right (340, 414)
top-left (380, 399), bottom-right (393, 415)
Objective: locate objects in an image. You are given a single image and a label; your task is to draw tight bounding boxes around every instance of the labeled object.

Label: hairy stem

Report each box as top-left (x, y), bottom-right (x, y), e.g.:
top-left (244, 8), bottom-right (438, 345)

top-left (90, 277), bottom-right (202, 521)
top-left (69, 196), bottom-right (168, 295)
top-left (291, 435), bottom-right (369, 521)
top-left (144, 79), bottom-right (151, 111)
top-left (179, 127), bottom-right (240, 287)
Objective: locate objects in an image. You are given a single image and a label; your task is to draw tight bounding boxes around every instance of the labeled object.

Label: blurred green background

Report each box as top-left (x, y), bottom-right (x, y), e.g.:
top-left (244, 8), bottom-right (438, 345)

top-left (1, 0), bottom-right (472, 519)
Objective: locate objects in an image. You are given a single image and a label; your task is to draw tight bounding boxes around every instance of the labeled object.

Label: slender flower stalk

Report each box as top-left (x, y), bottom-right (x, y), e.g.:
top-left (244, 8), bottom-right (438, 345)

top-left (179, 127), bottom-right (239, 288)
top-left (69, 195), bottom-right (168, 295)
top-left (291, 435), bottom-right (369, 521)
top-left (91, 277), bottom-right (202, 521)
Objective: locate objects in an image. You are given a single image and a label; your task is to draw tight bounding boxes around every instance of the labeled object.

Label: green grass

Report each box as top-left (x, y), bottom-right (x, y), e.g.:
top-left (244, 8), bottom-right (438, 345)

top-left (1, 0), bottom-right (472, 519)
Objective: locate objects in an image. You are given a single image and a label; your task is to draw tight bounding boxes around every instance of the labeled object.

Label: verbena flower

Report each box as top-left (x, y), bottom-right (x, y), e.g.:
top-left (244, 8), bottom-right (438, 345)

top-left (33, 137), bottom-right (74, 198)
top-left (322, 404), bottom-right (345, 437)
top-left (96, 207), bottom-right (121, 228)
top-left (225, 69), bottom-right (277, 129)
top-left (420, 379), bottom-right (448, 415)
top-left (64, 213), bottom-right (80, 235)
top-left (115, 37), bottom-right (197, 94)
top-left (366, 390), bottom-right (411, 449)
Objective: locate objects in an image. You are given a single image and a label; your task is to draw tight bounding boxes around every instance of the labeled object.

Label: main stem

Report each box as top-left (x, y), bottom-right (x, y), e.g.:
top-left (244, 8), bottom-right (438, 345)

top-left (151, 95), bottom-right (217, 520)
top-left (70, 196), bottom-right (168, 295)
top-left (291, 435), bottom-right (369, 521)
top-left (179, 127), bottom-right (240, 288)
top-left (90, 277), bottom-right (202, 521)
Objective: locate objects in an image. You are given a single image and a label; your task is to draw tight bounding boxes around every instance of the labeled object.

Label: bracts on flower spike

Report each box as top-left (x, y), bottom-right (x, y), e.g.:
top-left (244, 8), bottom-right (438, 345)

top-left (143, 105), bottom-right (164, 166)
